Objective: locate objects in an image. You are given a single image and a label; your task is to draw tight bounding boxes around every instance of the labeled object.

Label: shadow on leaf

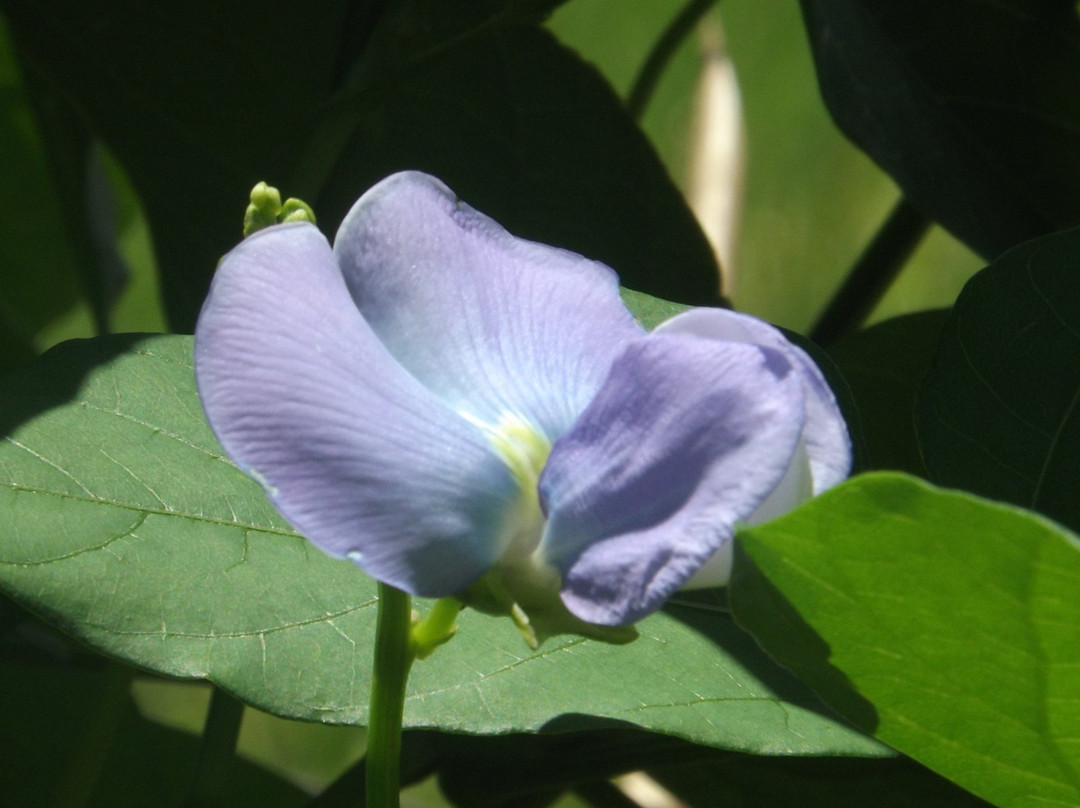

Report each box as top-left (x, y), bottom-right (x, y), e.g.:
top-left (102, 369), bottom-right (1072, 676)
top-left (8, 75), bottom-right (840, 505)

top-left (0, 333), bottom-right (152, 440)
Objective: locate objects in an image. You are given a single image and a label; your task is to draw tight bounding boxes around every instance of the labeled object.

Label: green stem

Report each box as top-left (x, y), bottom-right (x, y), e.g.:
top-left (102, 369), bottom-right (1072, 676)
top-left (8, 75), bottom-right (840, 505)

top-left (411, 597), bottom-right (462, 658)
top-left (367, 583), bottom-right (415, 808)
top-left (184, 686), bottom-right (245, 808)
top-left (626, 0), bottom-right (720, 121)
top-left (809, 196), bottom-right (931, 346)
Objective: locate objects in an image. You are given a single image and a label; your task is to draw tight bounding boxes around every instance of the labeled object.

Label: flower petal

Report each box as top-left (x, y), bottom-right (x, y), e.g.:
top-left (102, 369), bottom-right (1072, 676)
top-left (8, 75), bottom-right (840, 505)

top-left (680, 439), bottom-right (812, 590)
top-left (332, 171), bottom-right (644, 438)
top-left (654, 307), bottom-right (852, 492)
top-left (537, 332), bottom-right (806, 625)
top-left (195, 223), bottom-right (518, 596)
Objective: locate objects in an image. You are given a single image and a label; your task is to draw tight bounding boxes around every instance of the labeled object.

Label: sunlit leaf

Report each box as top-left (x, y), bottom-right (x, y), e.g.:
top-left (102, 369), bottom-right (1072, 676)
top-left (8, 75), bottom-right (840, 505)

top-left (0, 334), bottom-right (883, 757)
top-left (733, 472), bottom-right (1080, 808)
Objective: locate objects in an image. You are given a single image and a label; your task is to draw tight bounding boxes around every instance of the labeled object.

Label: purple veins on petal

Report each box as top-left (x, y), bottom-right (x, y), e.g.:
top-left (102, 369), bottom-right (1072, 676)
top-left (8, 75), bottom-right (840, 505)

top-left (332, 171), bottom-right (644, 438)
top-left (194, 222), bottom-right (521, 597)
top-left (655, 307), bottom-right (852, 493)
top-left (538, 331), bottom-right (808, 626)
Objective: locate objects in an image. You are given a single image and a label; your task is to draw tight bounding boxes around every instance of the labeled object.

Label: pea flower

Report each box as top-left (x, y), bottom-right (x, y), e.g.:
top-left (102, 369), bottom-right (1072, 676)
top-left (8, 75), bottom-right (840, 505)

top-left (195, 171), bottom-right (850, 644)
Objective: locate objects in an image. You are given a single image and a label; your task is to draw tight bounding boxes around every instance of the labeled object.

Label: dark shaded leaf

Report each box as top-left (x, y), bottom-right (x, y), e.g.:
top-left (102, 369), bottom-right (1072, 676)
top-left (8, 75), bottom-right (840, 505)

top-left (0, 1), bottom-right (354, 330)
top-left (799, 0), bottom-right (1080, 257)
top-left (315, 726), bottom-right (716, 808)
top-left (830, 310), bottom-right (949, 476)
top-left (650, 752), bottom-right (991, 808)
top-left (916, 227), bottom-right (1080, 531)
top-left (316, 724), bottom-right (987, 808)
top-left (0, 311), bottom-right (36, 374)
top-left (314, 23), bottom-right (721, 307)
top-left (1, 1), bottom-right (718, 331)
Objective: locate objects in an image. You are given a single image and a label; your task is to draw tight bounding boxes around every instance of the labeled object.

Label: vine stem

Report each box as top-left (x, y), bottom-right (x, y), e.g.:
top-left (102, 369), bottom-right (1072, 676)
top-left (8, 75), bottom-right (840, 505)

top-left (367, 583), bottom-right (415, 808)
top-left (810, 197), bottom-right (931, 346)
top-left (184, 686), bottom-right (245, 808)
top-left (626, 0), bottom-right (720, 121)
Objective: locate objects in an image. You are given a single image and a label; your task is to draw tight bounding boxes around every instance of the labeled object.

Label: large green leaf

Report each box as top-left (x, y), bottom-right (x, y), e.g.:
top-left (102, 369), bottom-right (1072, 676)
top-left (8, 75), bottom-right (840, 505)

top-left (732, 472), bottom-right (1080, 808)
top-left (915, 227), bottom-right (1080, 533)
top-left (1, 1), bottom-right (718, 331)
top-left (799, 0), bottom-right (1080, 258)
top-left (0, 334), bottom-right (883, 757)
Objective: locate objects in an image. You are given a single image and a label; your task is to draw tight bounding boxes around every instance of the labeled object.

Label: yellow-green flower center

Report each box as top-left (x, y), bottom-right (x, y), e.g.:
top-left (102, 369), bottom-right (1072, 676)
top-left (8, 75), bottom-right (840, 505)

top-left (463, 411), bottom-right (551, 560)
top-left (487, 414), bottom-right (550, 504)
top-left (458, 411), bottom-right (637, 648)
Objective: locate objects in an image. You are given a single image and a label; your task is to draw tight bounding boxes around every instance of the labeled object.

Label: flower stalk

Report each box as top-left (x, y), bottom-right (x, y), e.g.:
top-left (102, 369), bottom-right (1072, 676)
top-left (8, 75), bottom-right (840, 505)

top-left (412, 597), bottom-right (463, 659)
top-left (809, 196), bottom-right (930, 345)
top-left (367, 583), bottom-right (415, 808)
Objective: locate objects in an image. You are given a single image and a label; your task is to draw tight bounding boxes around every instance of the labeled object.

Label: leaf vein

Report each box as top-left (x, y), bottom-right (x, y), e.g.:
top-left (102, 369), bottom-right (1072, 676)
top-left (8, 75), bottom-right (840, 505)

top-left (83, 600), bottom-right (376, 640)
top-left (0, 480), bottom-right (299, 538)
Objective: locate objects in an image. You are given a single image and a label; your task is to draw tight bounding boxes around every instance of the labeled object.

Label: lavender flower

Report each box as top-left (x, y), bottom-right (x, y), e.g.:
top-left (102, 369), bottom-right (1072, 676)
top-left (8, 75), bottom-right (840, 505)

top-left (195, 172), bottom-right (850, 642)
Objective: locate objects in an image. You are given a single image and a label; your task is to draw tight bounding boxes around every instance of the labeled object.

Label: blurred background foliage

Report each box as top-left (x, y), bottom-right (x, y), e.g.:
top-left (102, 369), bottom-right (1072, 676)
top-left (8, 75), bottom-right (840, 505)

top-left (0, 0), bottom-right (983, 362)
top-left (551, 0), bottom-right (982, 332)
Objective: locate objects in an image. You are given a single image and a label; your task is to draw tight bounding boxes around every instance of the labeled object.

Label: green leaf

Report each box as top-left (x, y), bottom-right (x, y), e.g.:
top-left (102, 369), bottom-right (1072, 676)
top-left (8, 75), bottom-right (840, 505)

top-left (829, 310), bottom-right (949, 476)
top-left (619, 287), bottom-right (692, 330)
top-left (732, 472), bottom-right (1080, 808)
top-left (799, 0), bottom-right (1080, 258)
top-left (0, 312), bottom-right (36, 375)
top-left (0, 334), bottom-right (882, 757)
top-left (547, 0), bottom-right (702, 181)
top-left (915, 227), bottom-right (1080, 533)
top-left (17, 54), bottom-right (120, 336)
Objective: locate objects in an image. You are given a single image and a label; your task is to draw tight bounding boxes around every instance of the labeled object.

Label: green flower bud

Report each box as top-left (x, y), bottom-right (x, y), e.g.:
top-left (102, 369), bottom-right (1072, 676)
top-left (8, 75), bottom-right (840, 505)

top-left (279, 198), bottom-right (317, 225)
top-left (243, 182), bottom-right (283, 237)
